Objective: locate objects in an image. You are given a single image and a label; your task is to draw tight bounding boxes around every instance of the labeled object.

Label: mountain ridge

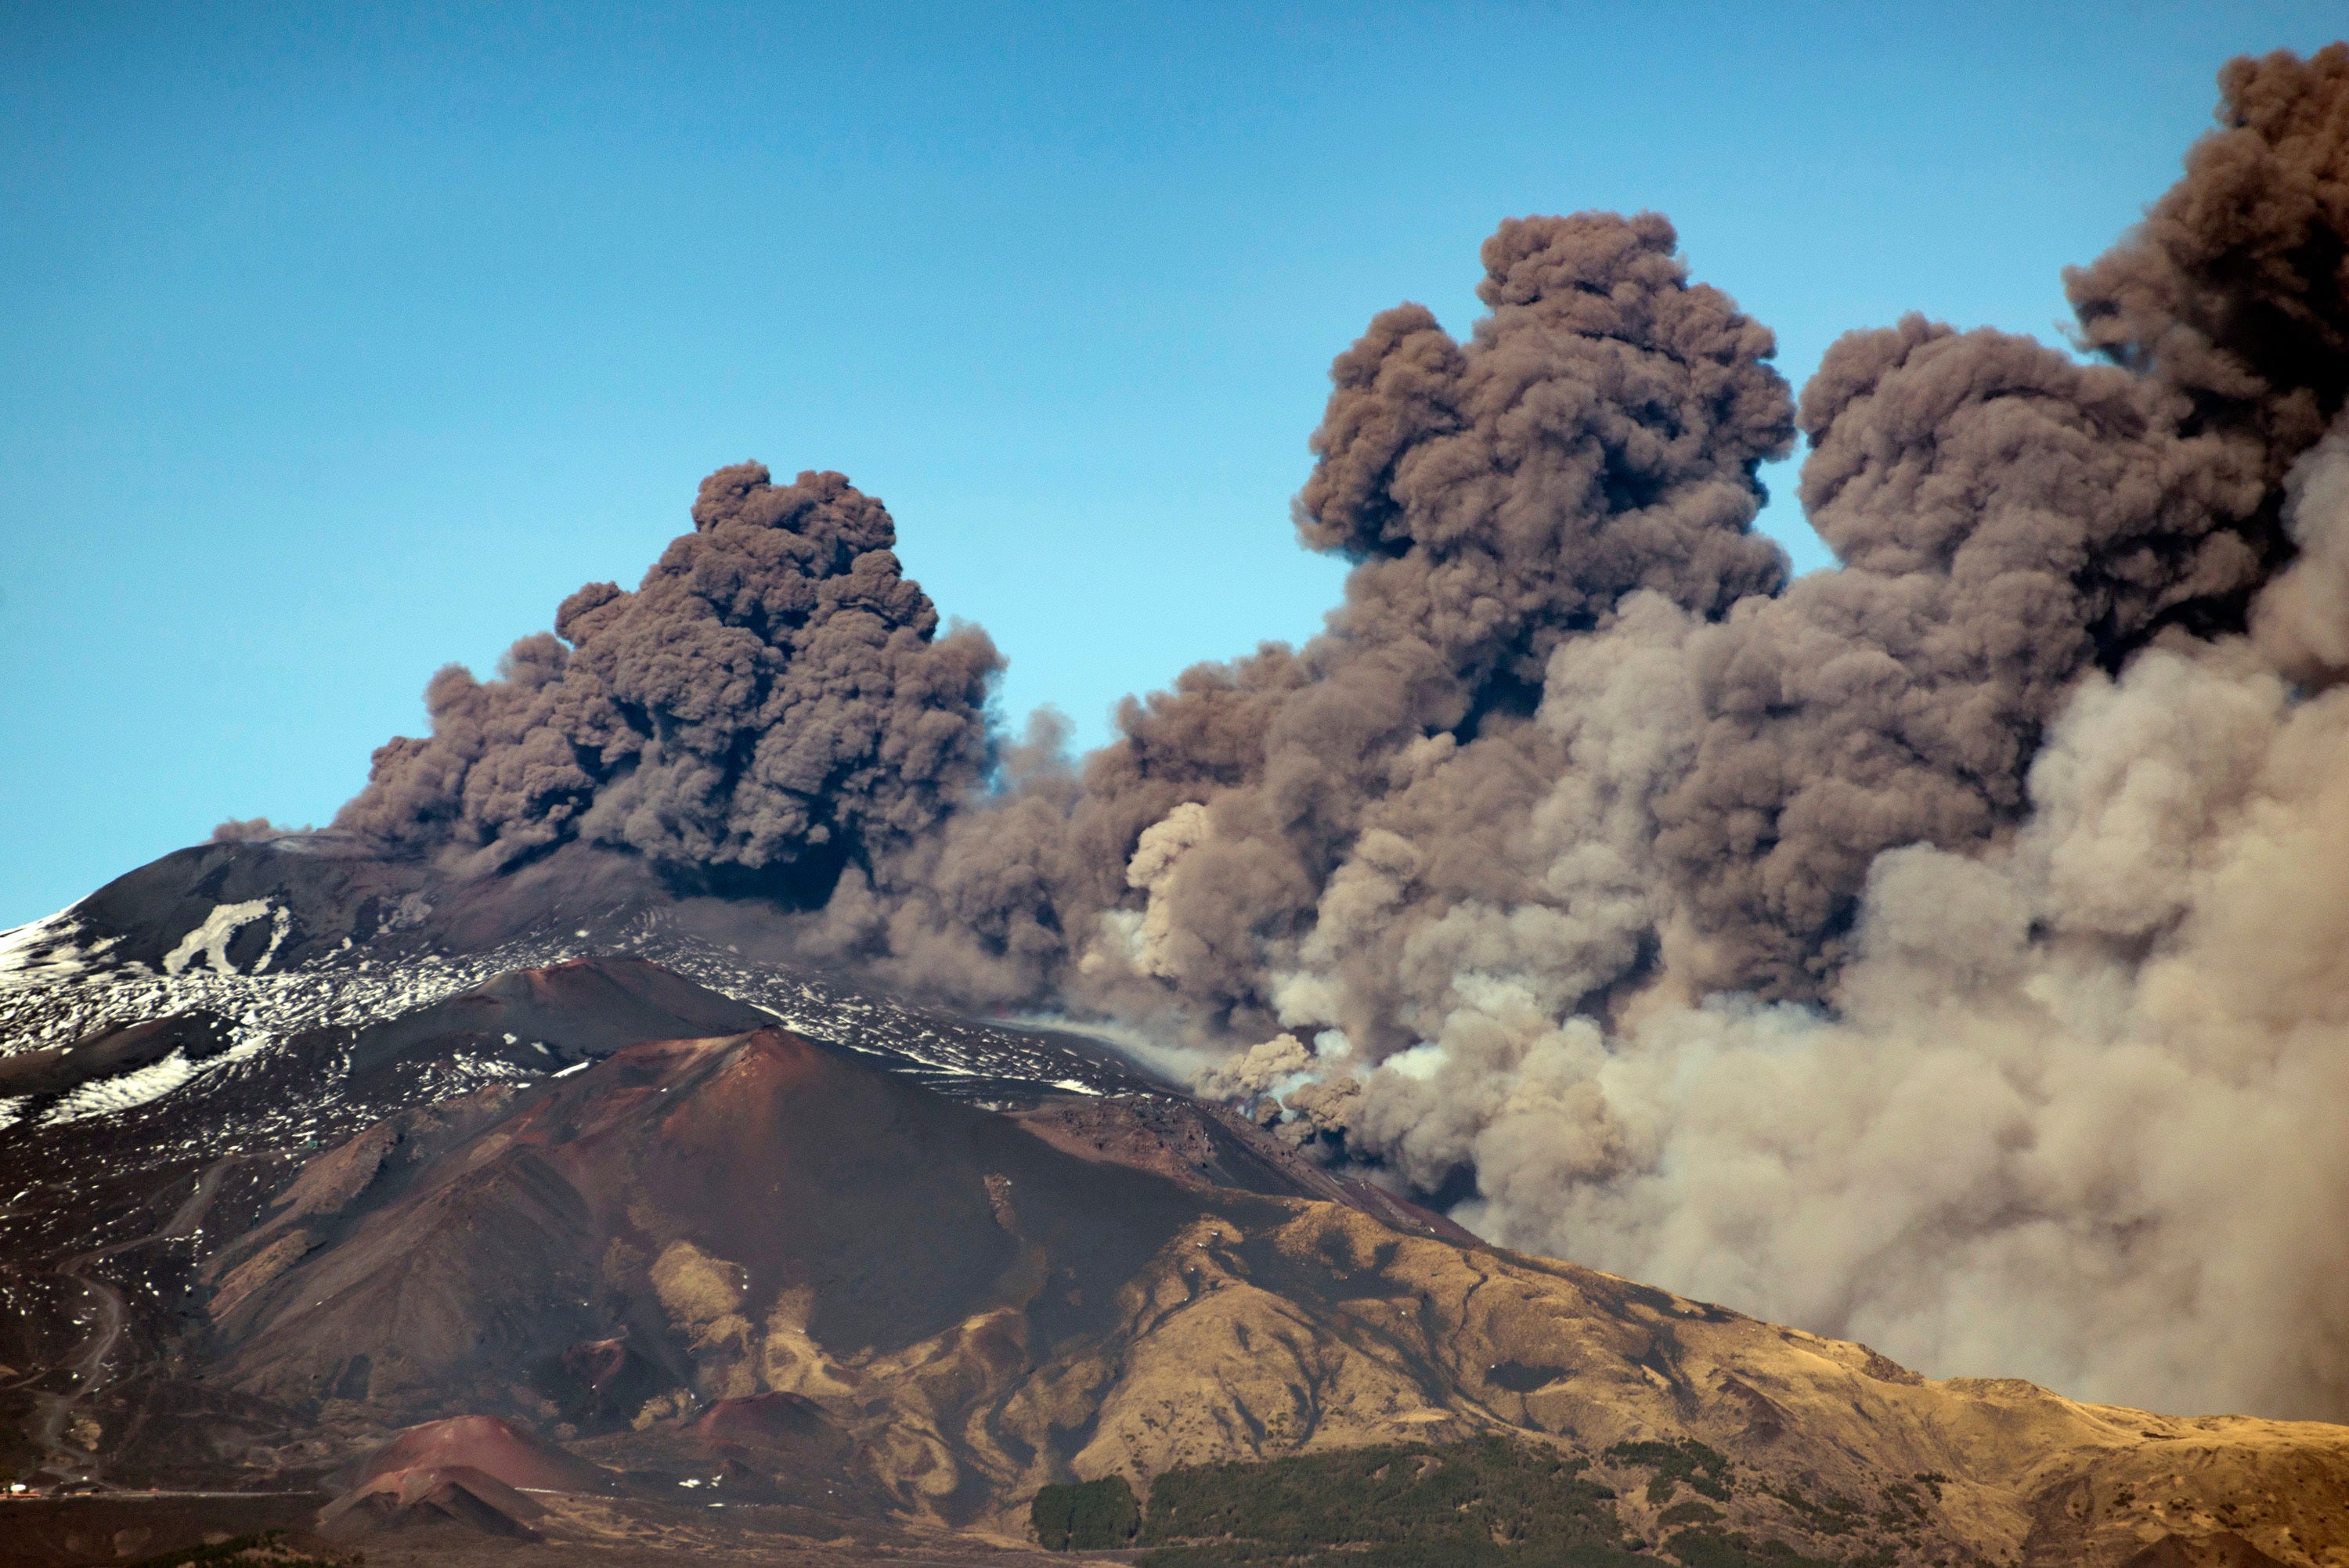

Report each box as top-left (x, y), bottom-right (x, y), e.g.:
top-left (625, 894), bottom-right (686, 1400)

top-left (2, 845), bottom-right (2347, 1568)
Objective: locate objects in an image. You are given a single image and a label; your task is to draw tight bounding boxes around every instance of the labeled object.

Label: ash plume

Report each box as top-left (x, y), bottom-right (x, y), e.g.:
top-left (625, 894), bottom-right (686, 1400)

top-left (799, 209), bottom-right (1798, 1038)
top-left (1650, 41), bottom-right (2349, 998)
top-left (337, 463), bottom-right (1001, 898)
top-left (1206, 44), bottom-right (2349, 1418)
top-left (319, 46), bottom-right (2349, 1420)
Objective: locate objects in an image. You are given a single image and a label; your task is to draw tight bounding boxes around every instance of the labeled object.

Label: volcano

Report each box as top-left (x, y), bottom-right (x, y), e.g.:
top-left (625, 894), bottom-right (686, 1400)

top-left (3, 842), bottom-right (2347, 1568)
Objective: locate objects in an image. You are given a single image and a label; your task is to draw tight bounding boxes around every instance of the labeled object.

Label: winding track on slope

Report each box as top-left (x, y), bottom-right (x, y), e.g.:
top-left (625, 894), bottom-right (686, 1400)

top-left (23, 1154), bottom-right (254, 1471)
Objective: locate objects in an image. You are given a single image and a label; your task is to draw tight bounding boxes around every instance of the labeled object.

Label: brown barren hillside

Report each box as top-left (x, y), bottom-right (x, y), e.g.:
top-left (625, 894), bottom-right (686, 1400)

top-left (157, 1016), bottom-right (2349, 1568)
top-left (4, 953), bottom-right (2344, 1568)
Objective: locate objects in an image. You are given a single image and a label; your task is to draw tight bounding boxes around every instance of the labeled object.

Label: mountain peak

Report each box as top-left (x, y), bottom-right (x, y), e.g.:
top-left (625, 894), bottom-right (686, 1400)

top-left (4, 885), bottom-right (2346, 1568)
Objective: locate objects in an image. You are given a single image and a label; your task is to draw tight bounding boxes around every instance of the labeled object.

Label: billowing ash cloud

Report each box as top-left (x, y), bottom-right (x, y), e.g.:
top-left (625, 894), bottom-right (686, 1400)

top-left (327, 47), bottom-right (2349, 1419)
top-left (1651, 41), bottom-right (2349, 999)
top-left (1343, 446), bottom-right (2349, 1418)
top-left (1653, 317), bottom-right (2270, 997)
top-left (1202, 44), bottom-right (2349, 1418)
top-left (796, 209), bottom-right (1799, 1036)
top-left (338, 464), bottom-right (1001, 898)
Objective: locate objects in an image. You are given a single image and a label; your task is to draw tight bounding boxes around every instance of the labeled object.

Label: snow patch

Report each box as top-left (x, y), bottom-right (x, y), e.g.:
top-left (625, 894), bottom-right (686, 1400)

top-left (0, 913), bottom-right (122, 997)
top-left (38, 1022), bottom-right (277, 1125)
top-left (3, 903), bottom-right (1156, 1134)
top-left (163, 902), bottom-right (274, 977)
top-left (449, 1051), bottom-right (535, 1082)
top-left (250, 906), bottom-right (293, 973)
top-left (41, 1049), bottom-right (202, 1123)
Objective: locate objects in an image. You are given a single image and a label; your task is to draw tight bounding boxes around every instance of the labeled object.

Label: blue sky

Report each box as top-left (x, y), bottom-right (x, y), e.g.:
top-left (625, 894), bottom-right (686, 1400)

top-left (2, 2), bottom-right (2341, 928)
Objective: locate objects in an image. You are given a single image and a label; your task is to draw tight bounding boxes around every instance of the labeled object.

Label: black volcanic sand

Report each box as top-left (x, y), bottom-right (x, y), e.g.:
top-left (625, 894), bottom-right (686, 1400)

top-left (0, 1013), bottom-right (236, 1102)
top-left (65, 839), bottom-right (429, 975)
top-left (0, 958), bottom-right (822, 1491)
top-left (341, 957), bottom-right (768, 1077)
top-left (330, 954), bottom-right (774, 1098)
top-left (25, 838), bottom-right (1170, 1111)
top-left (56, 836), bottom-right (705, 975)
top-left (60, 838), bottom-right (817, 975)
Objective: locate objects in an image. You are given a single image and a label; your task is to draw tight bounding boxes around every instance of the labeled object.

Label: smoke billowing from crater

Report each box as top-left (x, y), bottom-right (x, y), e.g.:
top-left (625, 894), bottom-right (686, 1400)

top-left (340, 47), bottom-right (2349, 1418)
top-left (337, 464), bottom-right (1002, 899)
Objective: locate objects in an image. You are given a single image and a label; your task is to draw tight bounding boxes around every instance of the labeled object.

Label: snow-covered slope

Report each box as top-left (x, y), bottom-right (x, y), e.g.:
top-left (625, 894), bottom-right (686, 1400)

top-left (0, 840), bottom-right (1158, 1137)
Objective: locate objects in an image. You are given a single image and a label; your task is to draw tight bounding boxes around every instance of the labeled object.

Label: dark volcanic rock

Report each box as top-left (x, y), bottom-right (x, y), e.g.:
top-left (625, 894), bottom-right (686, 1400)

top-left (67, 837), bottom-right (429, 975)
top-left (211, 1026), bottom-right (1223, 1421)
top-left (0, 1011), bottom-right (234, 1100)
top-left (319, 1462), bottom-right (550, 1541)
top-left (7, 845), bottom-right (2349, 1564)
top-left (337, 955), bottom-right (770, 1093)
top-left (1009, 1092), bottom-right (1478, 1245)
top-left (551, 1335), bottom-right (674, 1429)
top-left (335, 1414), bottom-right (616, 1495)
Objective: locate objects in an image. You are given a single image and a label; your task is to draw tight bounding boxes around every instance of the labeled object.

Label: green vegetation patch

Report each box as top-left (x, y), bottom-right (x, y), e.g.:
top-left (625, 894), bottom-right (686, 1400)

top-left (128, 1533), bottom-right (361, 1568)
top-left (1877, 1480), bottom-right (1931, 1529)
top-left (1662, 1527), bottom-right (1844, 1568)
top-left (1604, 1438), bottom-right (1732, 1504)
top-left (1763, 1484), bottom-right (1865, 1537)
top-left (1129, 1436), bottom-right (1647, 1568)
top-left (1077, 1435), bottom-right (1883, 1568)
top-left (1034, 1475), bottom-right (1142, 1550)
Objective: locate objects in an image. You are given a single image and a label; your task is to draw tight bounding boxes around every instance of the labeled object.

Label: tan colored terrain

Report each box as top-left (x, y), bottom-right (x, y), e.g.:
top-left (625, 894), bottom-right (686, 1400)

top-left (10, 940), bottom-right (2340, 1568)
top-left (178, 1023), bottom-right (2349, 1568)
top-left (594, 1166), bottom-right (2349, 1566)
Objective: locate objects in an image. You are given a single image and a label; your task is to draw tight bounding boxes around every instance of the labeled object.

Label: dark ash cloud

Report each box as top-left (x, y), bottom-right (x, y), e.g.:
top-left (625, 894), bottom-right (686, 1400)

top-left (301, 45), bottom-right (2349, 1419)
top-left (337, 465), bottom-right (1001, 901)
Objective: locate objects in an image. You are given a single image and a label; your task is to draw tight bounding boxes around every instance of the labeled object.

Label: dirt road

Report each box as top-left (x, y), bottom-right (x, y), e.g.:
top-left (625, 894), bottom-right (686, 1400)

top-left (25, 1154), bottom-right (251, 1467)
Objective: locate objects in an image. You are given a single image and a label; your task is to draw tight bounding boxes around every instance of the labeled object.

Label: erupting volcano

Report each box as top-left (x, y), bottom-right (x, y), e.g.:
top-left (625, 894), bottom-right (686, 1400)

top-left (7, 38), bottom-right (2349, 1568)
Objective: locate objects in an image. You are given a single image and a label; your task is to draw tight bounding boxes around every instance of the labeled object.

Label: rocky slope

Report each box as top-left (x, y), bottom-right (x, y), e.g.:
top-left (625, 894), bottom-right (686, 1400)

top-left (3, 843), bottom-right (2347, 1568)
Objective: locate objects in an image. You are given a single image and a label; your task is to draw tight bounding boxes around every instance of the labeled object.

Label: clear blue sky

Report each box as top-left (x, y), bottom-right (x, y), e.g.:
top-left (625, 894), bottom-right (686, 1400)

top-left (3, 2), bottom-right (2341, 928)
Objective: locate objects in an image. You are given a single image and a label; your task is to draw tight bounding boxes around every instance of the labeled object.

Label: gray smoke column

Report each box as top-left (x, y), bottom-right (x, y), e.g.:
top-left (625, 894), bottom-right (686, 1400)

top-left (1338, 444), bottom-right (2349, 1415)
top-left (814, 45), bottom-right (2349, 1044)
top-left (317, 45), bottom-right (2349, 1421)
top-left (799, 210), bottom-right (1797, 1039)
top-left (2067, 46), bottom-right (2349, 484)
top-left (809, 45), bottom-right (2349, 1418)
top-left (1165, 45), bottom-right (2349, 1418)
top-left (1650, 43), bottom-right (2349, 997)
top-left (337, 464), bottom-right (1001, 896)
top-left (1651, 316), bottom-right (2268, 997)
